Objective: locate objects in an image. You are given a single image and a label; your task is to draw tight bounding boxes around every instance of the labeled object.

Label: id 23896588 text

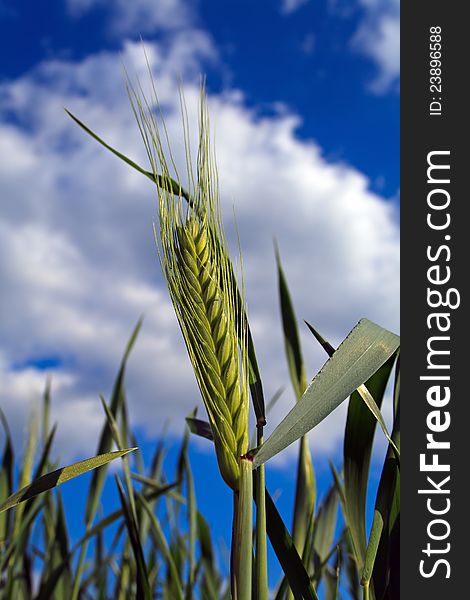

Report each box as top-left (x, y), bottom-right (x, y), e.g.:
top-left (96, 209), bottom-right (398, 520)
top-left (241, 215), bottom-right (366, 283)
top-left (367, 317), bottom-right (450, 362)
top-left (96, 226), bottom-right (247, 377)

top-left (429, 26), bottom-right (443, 116)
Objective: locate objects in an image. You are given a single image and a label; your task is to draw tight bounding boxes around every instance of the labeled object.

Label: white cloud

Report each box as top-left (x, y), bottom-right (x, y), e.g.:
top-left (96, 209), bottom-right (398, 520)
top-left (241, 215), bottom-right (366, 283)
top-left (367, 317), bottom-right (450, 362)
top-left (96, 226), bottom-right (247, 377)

top-left (0, 34), bottom-right (399, 465)
top-left (351, 0), bottom-right (400, 93)
top-left (67, 0), bottom-right (194, 36)
top-left (280, 0), bottom-right (310, 15)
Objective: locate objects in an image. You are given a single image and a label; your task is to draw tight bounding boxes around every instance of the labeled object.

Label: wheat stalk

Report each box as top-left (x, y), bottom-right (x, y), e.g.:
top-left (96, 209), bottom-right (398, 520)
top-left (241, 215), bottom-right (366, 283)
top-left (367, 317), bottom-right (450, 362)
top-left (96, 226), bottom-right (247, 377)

top-left (173, 214), bottom-right (249, 491)
top-left (128, 77), bottom-right (249, 492)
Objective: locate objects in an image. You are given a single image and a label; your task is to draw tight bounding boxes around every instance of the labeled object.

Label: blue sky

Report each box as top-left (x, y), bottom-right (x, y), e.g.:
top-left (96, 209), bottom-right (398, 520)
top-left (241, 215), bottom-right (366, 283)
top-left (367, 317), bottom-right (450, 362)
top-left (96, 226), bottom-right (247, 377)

top-left (0, 0), bottom-right (399, 595)
top-left (1, 0), bottom-right (399, 196)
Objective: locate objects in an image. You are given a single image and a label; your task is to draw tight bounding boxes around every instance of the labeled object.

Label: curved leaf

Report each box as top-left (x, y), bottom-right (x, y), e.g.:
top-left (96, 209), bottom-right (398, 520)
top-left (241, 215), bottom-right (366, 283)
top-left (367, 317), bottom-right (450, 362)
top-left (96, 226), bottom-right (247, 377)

top-left (253, 319), bottom-right (399, 467)
top-left (0, 448), bottom-right (136, 514)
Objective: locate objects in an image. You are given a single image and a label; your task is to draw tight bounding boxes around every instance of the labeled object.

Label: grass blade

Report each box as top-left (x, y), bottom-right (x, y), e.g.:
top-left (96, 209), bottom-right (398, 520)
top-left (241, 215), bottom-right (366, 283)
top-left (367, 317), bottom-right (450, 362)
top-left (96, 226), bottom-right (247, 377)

top-left (100, 395), bottom-right (137, 520)
top-left (72, 320), bottom-right (141, 599)
top-left (305, 321), bottom-right (398, 458)
top-left (275, 242), bottom-right (307, 400)
top-left (13, 413), bottom-right (37, 539)
top-left (85, 318), bottom-right (142, 524)
top-left (31, 424), bottom-right (57, 483)
top-left (275, 244), bottom-right (316, 580)
top-left (304, 322), bottom-right (399, 578)
top-left (247, 327), bottom-right (266, 428)
top-left (304, 321), bottom-right (335, 356)
top-left (70, 482), bottom-right (178, 555)
top-left (0, 409), bottom-right (14, 541)
top-left (36, 492), bottom-right (72, 600)
top-left (115, 477), bottom-right (152, 600)
top-left (0, 449), bottom-right (136, 514)
top-left (65, 109), bottom-right (190, 197)
top-left (369, 359), bottom-right (401, 599)
top-left (0, 498), bottom-right (43, 573)
top-left (185, 458), bottom-right (197, 600)
top-left (313, 481), bottom-right (338, 578)
top-left (323, 546), bottom-right (341, 600)
top-left (355, 384), bottom-right (400, 461)
top-left (264, 489), bottom-right (319, 600)
top-left (253, 319), bottom-right (399, 467)
top-left (198, 510), bottom-right (221, 599)
top-left (137, 494), bottom-right (185, 600)
top-left (292, 436), bottom-right (315, 573)
top-left (343, 354), bottom-right (397, 576)
top-left (185, 416), bottom-right (214, 441)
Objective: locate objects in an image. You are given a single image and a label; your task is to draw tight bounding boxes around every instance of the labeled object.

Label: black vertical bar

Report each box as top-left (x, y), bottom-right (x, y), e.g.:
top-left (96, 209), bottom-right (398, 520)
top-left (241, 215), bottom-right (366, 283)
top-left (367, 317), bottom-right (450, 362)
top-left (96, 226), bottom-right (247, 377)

top-left (402, 4), bottom-right (467, 598)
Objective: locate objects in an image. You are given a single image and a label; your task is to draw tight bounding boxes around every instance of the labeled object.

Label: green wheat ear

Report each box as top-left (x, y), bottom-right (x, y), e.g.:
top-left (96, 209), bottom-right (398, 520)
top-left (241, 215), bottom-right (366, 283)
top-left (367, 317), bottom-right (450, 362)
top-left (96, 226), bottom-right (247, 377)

top-left (128, 76), bottom-right (249, 491)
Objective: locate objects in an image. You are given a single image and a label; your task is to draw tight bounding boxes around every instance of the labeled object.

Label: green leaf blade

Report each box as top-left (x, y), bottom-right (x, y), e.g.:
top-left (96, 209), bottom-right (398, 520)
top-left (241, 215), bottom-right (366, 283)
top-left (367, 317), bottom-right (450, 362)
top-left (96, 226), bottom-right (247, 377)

top-left (0, 448), bottom-right (136, 514)
top-left (343, 354), bottom-right (397, 572)
top-left (85, 318), bottom-right (142, 524)
top-left (275, 242), bottom-right (307, 400)
top-left (264, 489), bottom-right (319, 600)
top-left (253, 319), bottom-right (399, 468)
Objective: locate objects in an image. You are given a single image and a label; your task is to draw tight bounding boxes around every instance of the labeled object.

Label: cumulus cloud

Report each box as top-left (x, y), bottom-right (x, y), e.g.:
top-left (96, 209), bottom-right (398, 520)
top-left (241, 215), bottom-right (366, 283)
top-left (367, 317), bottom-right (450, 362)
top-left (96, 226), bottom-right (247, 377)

top-left (0, 34), bottom-right (399, 464)
top-left (351, 0), bottom-right (400, 93)
top-left (67, 0), bottom-right (194, 36)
